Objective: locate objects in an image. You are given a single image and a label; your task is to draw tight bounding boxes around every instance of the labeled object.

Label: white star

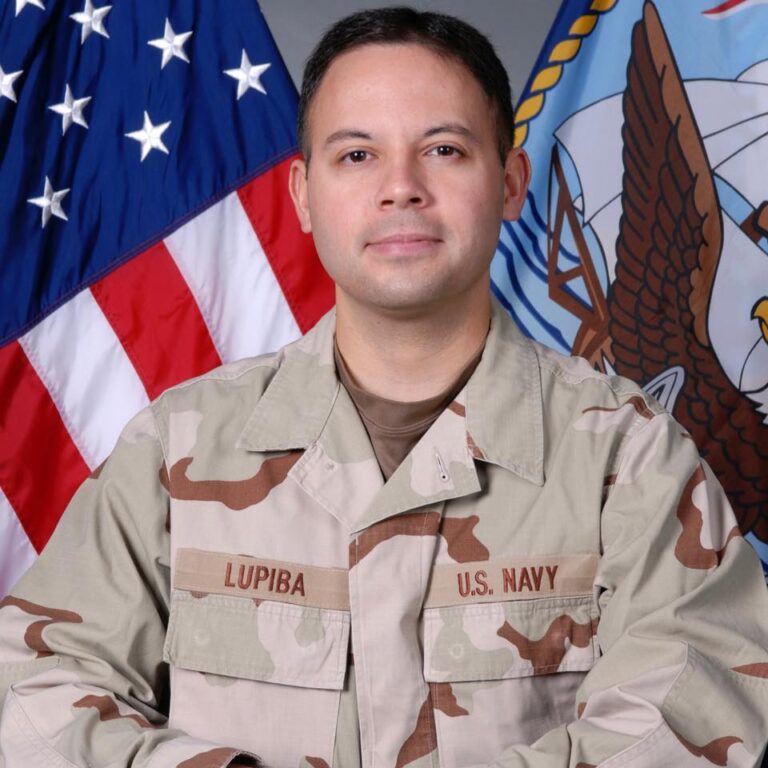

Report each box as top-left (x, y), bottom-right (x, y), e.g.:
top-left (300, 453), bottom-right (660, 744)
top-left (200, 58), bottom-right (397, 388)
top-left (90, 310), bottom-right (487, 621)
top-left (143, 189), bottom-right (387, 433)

top-left (224, 50), bottom-right (270, 100)
top-left (15, 0), bottom-right (45, 16)
top-left (27, 177), bottom-right (69, 228)
top-left (0, 65), bottom-right (23, 103)
top-left (148, 19), bottom-right (192, 69)
top-left (48, 84), bottom-right (91, 135)
top-left (70, 0), bottom-right (111, 44)
top-left (125, 111), bottom-right (171, 161)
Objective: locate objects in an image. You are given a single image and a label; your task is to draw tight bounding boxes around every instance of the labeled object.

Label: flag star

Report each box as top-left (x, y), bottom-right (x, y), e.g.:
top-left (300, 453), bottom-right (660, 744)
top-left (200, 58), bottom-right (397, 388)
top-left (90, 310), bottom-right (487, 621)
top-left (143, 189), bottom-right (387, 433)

top-left (70, 0), bottom-right (111, 44)
top-left (27, 177), bottom-right (69, 228)
top-left (148, 18), bottom-right (193, 68)
top-left (125, 111), bottom-right (171, 161)
top-left (0, 65), bottom-right (23, 103)
top-left (49, 84), bottom-right (91, 135)
top-left (224, 50), bottom-right (270, 99)
top-left (15, 0), bottom-right (45, 16)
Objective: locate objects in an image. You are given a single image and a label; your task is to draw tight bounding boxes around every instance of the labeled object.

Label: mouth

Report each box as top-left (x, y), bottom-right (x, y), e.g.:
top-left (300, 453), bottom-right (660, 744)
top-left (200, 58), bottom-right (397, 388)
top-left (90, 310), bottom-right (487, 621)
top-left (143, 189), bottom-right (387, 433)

top-left (366, 233), bottom-right (442, 257)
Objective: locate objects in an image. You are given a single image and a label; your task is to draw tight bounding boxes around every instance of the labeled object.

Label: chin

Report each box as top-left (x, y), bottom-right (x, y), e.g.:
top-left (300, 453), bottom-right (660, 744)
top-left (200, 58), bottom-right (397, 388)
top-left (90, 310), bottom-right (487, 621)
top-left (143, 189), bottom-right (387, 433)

top-left (360, 284), bottom-right (464, 314)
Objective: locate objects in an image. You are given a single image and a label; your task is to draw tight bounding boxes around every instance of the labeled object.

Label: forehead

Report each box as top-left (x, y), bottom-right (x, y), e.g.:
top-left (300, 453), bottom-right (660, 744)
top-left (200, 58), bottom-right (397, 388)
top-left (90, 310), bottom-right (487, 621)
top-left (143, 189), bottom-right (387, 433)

top-left (307, 42), bottom-right (492, 138)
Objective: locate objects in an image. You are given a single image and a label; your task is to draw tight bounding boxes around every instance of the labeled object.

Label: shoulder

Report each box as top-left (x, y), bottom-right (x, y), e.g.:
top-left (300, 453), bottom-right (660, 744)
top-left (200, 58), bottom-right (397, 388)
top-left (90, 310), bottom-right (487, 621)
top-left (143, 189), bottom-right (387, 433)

top-left (149, 310), bottom-right (336, 422)
top-left (489, 300), bottom-right (663, 426)
top-left (519, 337), bottom-right (684, 480)
top-left (530, 338), bottom-right (665, 426)
top-left (143, 348), bottom-right (289, 455)
top-left (153, 348), bottom-right (284, 413)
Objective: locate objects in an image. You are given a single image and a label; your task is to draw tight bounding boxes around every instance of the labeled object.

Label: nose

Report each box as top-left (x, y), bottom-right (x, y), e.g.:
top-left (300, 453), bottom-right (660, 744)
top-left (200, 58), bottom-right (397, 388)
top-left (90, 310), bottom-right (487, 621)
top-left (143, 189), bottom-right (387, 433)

top-left (376, 157), bottom-right (430, 210)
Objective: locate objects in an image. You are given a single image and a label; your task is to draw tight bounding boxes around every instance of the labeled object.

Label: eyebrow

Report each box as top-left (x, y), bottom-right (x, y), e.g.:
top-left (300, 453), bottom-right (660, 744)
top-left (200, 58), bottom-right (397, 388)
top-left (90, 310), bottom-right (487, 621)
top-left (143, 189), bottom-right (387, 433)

top-left (324, 129), bottom-right (373, 148)
top-left (423, 123), bottom-right (479, 144)
top-left (323, 123), bottom-right (479, 148)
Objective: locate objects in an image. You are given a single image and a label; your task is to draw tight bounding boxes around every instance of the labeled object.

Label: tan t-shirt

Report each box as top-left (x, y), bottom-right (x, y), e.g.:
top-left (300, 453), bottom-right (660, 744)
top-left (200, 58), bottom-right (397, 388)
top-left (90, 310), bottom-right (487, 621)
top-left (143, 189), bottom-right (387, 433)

top-left (334, 342), bottom-right (484, 480)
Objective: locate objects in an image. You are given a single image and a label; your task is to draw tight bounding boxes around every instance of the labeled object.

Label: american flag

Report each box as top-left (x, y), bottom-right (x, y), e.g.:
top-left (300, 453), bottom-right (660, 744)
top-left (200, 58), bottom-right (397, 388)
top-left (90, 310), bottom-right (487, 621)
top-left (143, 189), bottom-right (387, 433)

top-left (0, 0), bottom-right (334, 595)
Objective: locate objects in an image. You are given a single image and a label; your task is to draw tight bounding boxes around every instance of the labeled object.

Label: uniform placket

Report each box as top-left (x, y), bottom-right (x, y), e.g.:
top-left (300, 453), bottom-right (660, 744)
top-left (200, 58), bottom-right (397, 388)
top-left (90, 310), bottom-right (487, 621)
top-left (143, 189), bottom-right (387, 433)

top-left (346, 389), bottom-right (481, 768)
top-left (349, 502), bottom-right (445, 768)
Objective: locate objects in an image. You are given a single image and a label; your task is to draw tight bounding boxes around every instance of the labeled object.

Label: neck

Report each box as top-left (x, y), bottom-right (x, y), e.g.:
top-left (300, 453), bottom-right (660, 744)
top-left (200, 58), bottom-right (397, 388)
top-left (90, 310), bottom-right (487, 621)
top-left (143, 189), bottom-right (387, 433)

top-left (335, 285), bottom-right (491, 402)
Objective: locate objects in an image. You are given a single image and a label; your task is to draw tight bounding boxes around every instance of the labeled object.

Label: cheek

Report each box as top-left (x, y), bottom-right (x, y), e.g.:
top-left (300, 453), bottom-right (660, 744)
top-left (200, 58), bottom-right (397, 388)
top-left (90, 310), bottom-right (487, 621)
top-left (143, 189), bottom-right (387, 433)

top-left (308, 180), bottom-right (361, 238)
top-left (311, 226), bottom-right (344, 278)
top-left (306, 209), bottom-right (355, 285)
top-left (307, 197), bottom-right (342, 248)
top-left (445, 178), bottom-right (504, 244)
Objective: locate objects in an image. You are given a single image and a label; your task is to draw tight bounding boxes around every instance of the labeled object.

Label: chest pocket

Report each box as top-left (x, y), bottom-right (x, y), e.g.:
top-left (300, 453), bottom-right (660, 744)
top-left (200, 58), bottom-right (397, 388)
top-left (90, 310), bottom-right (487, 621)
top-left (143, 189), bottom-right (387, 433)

top-left (422, 595), bottom-right (599, 768)
top-left (165, 590), bottom-right (349, 687)
top-left (164, 579), bottom-right (350, 767)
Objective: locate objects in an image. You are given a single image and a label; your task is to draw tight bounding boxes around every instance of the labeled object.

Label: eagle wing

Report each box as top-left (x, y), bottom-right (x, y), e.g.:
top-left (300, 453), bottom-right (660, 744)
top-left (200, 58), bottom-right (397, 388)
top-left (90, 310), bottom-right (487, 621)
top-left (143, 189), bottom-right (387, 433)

top-left (607, 0), bottom-right (768, 540)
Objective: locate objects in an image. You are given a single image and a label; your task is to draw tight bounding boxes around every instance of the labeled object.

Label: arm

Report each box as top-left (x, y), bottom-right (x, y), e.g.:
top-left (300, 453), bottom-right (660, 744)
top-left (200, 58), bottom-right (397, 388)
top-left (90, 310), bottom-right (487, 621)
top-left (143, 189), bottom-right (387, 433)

top-left (480, 413), bottom-right (768, 767)
top-left (0, 407), bottom-right (260, 768)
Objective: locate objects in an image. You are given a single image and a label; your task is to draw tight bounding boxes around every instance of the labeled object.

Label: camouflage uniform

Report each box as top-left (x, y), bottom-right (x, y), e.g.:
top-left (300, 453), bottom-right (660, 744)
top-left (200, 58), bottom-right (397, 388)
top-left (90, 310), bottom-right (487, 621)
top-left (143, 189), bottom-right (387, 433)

top-left (1, 300), bottom-right (767, 768)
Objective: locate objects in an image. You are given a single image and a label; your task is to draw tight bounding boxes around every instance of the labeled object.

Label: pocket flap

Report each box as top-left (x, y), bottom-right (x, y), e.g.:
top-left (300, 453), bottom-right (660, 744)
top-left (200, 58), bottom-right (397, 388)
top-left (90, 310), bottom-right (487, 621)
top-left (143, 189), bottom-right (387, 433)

top-left (423, 595), bottom-right (598, 682)
top-left (164, 590), bottom-right (350, 690)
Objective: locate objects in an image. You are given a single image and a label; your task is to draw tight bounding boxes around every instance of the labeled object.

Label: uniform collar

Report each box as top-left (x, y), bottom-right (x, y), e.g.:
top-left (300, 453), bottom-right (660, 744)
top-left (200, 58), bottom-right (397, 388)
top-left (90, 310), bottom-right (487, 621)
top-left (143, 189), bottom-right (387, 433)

top-left (238, 308), bottom-right (340, 452)
top-left (465, 298), bottom-right (544, 485)
top-left (238, 298), bottom-right (544, 486)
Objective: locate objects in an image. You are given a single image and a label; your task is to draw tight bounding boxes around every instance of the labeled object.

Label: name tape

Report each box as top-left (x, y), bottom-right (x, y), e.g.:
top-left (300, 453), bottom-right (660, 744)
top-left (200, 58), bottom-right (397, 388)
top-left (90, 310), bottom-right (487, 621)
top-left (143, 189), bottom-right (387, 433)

top-left (174, 549), bottom-right (350, 610)
top-left (175, 549), bottom-right (598, 611)
top-left (424, 553), bottom-right (598, 608)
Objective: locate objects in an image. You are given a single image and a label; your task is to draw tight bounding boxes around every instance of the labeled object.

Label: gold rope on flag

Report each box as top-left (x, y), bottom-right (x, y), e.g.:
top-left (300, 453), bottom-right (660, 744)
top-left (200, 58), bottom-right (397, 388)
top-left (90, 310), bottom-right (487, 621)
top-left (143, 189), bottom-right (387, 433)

top-left (514, 0), bottom-right (619, 148)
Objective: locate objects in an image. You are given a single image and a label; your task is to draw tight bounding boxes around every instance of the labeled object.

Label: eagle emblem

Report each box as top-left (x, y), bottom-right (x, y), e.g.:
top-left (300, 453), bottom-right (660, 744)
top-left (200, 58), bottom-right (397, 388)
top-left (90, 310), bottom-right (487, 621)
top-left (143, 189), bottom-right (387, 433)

top-left (518, 0), bottom-right (768, 548)
top-left (609, 2), bottom-right (768, 542)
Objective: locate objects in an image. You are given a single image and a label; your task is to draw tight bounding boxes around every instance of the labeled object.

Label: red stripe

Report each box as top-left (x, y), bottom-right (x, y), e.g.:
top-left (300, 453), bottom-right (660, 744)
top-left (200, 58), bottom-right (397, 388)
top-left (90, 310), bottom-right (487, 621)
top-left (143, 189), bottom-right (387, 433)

top-left (702, 0), bottom-right (748, 14)
top-left (0, 342), bottom-right (90, 552)
top-left (91, 243), bottom-right (222, 401)
top-left (238, 156), bottom-right (335, 334)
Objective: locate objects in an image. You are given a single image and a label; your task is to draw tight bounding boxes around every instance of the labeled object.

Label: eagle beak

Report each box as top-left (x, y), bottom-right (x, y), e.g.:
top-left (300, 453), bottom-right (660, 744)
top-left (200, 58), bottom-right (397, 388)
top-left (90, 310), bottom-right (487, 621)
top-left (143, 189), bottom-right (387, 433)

top-left (752, 297), bottom-right (768, 343)
top-left (739, 297), bottom-right (768, 394)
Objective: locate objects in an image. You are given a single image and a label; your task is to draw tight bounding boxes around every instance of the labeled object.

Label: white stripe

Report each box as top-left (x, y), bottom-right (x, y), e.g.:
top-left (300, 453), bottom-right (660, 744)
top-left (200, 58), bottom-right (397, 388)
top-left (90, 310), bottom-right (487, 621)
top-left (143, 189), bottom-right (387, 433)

top-left (164, 191), bottom-right (301, 363)
top-left (0, 487), bottom-right (38, 598)
top-left (19, 289), bottom-right (150, 469)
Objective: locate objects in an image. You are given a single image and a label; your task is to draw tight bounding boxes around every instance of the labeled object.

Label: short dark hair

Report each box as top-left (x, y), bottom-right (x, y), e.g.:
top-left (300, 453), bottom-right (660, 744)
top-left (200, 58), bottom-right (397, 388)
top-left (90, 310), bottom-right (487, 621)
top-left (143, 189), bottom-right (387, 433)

top-left (297, 6), bottom-right (515, 164)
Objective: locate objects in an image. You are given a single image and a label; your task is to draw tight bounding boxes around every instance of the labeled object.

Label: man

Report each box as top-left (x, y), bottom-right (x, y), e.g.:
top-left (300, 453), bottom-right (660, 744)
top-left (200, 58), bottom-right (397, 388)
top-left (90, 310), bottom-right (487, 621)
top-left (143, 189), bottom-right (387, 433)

top-left (1, 6), bottom-right (767, 768)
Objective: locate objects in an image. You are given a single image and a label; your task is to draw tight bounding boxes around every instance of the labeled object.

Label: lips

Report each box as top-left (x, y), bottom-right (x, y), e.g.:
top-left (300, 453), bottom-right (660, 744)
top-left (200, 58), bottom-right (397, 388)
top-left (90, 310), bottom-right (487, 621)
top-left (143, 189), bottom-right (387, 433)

top-left (370, 233), bottom-right (440, 244)
top-left (366, 232), bottom-right (441, 256)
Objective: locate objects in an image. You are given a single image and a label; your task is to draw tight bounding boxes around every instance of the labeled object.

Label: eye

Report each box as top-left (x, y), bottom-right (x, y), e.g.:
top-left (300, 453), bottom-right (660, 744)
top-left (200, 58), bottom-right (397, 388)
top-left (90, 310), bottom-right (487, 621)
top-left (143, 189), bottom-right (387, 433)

top-left (429, 145), bottom-right (462, 157)
top-left (341, 149), bottom-right (370, 164)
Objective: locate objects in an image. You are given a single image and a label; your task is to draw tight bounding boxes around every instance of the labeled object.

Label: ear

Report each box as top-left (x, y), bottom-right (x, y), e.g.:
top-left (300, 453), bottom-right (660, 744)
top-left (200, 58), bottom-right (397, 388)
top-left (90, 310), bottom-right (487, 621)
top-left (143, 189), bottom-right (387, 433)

top-left (501, 148), bottom-right (531, 222)
top-left (289, 157), bottom-right (312, 233)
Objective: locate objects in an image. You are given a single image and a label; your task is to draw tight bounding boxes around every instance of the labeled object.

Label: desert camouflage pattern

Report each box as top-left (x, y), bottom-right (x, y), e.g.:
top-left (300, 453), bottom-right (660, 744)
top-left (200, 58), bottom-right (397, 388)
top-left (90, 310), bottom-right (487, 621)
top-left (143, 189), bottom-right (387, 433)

top-left (1, 299), bottom-right (767, 768)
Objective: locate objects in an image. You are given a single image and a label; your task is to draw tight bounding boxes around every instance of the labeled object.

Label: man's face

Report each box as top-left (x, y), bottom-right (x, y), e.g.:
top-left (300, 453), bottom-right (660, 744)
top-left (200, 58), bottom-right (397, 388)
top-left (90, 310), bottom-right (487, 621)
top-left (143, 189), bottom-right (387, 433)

top-left (289, 43), bottom-right (530, 315)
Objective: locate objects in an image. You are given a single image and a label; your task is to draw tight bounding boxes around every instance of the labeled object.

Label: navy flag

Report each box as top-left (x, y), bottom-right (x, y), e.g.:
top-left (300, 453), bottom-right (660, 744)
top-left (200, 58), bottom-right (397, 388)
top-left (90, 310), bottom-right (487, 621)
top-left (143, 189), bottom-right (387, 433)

top-left (495, 0), bottom-right (768, 577)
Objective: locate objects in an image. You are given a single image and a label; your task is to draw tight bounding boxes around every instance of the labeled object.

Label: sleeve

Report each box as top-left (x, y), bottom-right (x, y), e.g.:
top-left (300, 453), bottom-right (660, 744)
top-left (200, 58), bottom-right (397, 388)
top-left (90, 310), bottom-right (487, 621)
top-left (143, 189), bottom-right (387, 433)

top-left (477, 412), bottom-right (768, 768)
top-left (0, 406), bottom-right (261, 768)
